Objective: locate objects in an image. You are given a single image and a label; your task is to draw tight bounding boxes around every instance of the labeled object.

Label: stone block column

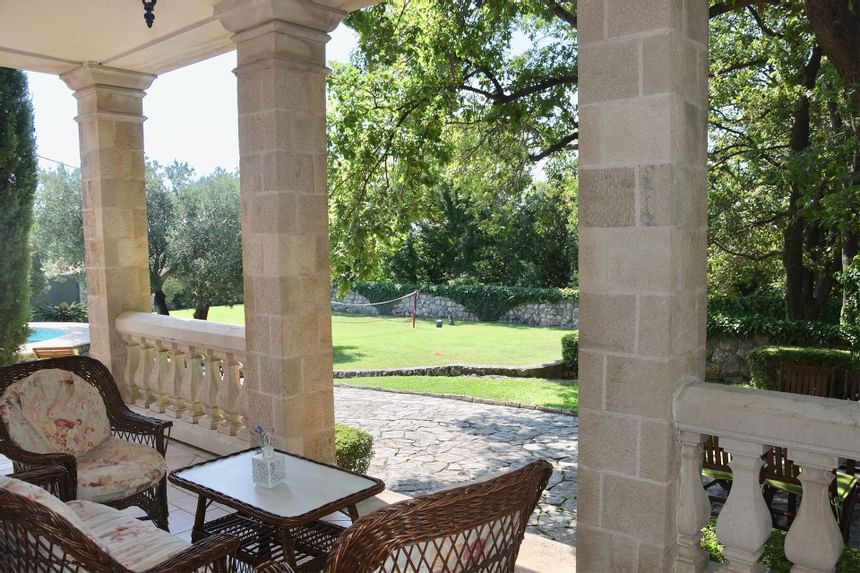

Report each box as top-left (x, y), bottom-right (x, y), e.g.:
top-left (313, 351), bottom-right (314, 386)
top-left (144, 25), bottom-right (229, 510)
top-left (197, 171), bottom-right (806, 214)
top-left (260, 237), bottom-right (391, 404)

top-left (216, 0), bottom-right (344, 463)
top-left (61, 65), bottom-right (155, 379)
top-left (575, 1), bottom-right (709, 570)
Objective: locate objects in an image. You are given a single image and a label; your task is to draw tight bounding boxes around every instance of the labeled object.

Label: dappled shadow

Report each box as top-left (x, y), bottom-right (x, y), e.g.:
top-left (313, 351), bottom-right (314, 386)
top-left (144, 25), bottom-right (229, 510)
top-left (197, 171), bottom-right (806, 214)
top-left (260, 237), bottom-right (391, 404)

top-left (333, 345), bottom-right (366, 365)
top-left (542, 381), bottom-right (578, 411)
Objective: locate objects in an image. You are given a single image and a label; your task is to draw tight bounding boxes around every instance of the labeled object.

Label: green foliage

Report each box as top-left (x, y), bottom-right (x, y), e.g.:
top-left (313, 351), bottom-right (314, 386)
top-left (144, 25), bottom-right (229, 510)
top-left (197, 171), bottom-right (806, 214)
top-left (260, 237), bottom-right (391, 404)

top-left (837, 255), bottom-right (860, 334)
top-left (32, 302), bottom-right (89, 323)
top-left (708, 4), bottom-right (859, 320)
top-left (747, 346), bottom-right (860, 390)
top-left (146, 160), bottom-right (193, 313)
top-left (561, 332), bottom-right (578, 374)
top-left (169, 169), bottom-right (243, 318)
top-left (353, 281), bottom-right (578, 322)
top-left (387, 181), bottom-right (577, 288)
top-left (0, 68), bottom-right (38, 365)
top-left (327, 0), bottom-right (578, 283)
top-left (700, 519), bottom-right (860, 572)
top-left (707, 313), bottom-right (856, 348)
top-left (32, 166), bottom-right (84, 278)
top-left (334, 424), bottom-right (374, 474)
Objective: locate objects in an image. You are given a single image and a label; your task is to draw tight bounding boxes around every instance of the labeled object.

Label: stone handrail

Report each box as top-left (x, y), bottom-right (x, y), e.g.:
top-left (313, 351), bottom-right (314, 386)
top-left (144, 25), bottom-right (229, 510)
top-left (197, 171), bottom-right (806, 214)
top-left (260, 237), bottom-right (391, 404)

top-left (115, 311), bottom-right (249, 442)
top-left (674, 382), bottom-right (860, 573)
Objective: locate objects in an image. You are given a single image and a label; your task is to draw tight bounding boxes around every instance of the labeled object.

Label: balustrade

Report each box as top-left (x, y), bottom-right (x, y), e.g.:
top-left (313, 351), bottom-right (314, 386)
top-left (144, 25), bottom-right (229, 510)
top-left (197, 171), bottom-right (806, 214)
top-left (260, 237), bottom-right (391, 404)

top-left (116, 312), bottom-right (251, 449)
top-left (675, 383), bottom-right (860, 573)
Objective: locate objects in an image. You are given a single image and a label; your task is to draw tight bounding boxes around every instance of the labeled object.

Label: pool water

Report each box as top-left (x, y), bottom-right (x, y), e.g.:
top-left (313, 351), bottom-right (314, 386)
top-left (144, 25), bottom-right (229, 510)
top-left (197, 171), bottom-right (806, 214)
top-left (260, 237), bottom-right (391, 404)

top-left (27, 327), bottom-right (66, 344)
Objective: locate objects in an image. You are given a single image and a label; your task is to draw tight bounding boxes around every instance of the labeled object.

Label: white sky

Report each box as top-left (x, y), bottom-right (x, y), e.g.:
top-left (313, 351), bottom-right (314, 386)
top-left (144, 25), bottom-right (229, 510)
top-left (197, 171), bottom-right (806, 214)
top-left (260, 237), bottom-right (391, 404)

top-left (27, 25), bottom-right (358, 176)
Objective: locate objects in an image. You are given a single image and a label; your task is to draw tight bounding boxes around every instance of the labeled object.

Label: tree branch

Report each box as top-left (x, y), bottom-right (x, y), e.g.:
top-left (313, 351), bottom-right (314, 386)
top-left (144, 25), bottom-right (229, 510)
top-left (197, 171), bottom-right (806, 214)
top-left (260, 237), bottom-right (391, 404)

top-left (712, 238), bottom-right (781, 261)
top-left (543, 0), bottom-right (577, 27)
top-left (747, 6), bottom-right (780, 37)
top-left (709, 0), bottom-right (779, 19)
top-left (528, 131), bottom-right (579, 162)
top-left (460, 72), bottom-right (578, 105)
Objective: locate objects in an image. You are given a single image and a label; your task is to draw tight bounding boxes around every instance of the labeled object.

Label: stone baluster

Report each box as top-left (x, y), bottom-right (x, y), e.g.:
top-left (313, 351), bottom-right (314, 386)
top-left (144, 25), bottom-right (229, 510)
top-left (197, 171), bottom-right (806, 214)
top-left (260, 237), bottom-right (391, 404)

top-left (217, 353), bottom-right (245, 436)
top-left (203, 350), bottom-right (224, 430)
top-left (123, 338), bottom-right (141, 404)
top-left (181, 347), bottom-right (206, 424)
top-left (148, 342), bottom-right (171, 413)
top-left (134, 340), bottom-right (155, 408)
top-left (676, 431), bottom-right (710, 573)
top-left (784, 451), bottom-right (843, 573)
top-left (716, 439), bottom-right (772, 573)
top-left (167, 344), bottom-right (188, 419)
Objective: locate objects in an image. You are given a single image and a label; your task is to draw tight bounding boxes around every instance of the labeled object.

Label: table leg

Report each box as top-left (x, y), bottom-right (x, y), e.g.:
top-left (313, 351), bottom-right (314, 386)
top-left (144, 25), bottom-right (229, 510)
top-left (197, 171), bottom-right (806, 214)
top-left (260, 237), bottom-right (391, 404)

top-left (346, 504), bottom-right (360, 522)
top-left (280, 528), bottom-right (300, 571)
top-left (191, 494), bottom-right (209, 542)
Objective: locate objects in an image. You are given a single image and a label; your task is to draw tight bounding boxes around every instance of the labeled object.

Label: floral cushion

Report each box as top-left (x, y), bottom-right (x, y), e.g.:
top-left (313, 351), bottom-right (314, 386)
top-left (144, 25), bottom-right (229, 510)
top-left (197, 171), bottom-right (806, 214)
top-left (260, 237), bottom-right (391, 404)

top-left (0, 474), bottom-right (87, 531)
top-left (76, 437), bottom-right (167, 503)
top-left (67, 500), bottom-right (189, 571)
top-left (0, 369), bottom-right (111, 456)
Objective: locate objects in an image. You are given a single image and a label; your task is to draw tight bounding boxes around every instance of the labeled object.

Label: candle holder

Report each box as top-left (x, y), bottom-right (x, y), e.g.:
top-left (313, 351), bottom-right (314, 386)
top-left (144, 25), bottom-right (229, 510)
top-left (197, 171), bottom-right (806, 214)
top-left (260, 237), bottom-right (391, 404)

top-left (252, 447), bottom-right (286, 487)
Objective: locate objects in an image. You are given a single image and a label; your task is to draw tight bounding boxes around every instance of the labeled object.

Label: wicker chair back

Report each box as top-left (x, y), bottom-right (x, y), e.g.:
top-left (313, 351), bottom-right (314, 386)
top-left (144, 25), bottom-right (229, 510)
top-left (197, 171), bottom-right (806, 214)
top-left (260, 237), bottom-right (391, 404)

top-left (324, 460), bottom-right (552, 573)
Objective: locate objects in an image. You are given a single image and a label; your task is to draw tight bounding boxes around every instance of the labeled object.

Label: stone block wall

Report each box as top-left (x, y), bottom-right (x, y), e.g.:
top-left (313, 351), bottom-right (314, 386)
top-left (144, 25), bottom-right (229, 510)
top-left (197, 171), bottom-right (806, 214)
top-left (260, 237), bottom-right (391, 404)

top-left (705, 335), bottom-right (771, 381)
top-left (330, 289), bottom-right (579, 328)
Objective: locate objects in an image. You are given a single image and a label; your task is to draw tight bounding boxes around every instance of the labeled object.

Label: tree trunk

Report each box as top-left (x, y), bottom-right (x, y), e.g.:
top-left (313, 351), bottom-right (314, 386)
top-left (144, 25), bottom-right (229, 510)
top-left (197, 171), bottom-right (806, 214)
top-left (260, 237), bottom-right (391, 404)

top-left (153, 289), bottom-right (170, 316)
top-left (193, 300), bottom-right (210, 320)
top-left (783, 47), bottom-right (823, 320)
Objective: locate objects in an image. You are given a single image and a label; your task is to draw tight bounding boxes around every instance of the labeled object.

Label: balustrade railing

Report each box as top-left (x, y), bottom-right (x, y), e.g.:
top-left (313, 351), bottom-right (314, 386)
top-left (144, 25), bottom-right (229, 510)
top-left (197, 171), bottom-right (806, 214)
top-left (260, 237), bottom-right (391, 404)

top-left (116, 312), bottom-right (250, 447)
top-left (675, 383), bottom-right (860, 573)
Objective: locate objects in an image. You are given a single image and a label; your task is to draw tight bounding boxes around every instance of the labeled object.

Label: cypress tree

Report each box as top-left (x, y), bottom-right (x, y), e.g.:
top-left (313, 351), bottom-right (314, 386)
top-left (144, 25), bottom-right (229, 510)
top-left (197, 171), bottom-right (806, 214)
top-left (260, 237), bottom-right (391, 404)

top-left (0, 68), bottom-right (38, 365)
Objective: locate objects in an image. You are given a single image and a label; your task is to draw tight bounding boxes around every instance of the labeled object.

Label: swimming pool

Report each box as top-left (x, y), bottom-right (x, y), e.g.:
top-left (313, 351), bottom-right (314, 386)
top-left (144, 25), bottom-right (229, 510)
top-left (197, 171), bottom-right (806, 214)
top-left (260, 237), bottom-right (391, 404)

top-left (27, 327), bottom-right (66, 344)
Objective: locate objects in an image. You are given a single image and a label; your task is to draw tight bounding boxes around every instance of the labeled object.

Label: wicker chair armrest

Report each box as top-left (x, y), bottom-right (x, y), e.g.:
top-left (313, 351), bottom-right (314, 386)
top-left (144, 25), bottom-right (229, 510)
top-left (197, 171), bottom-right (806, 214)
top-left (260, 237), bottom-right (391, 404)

top-left (110, 406), bottom-right (173, 455)
top-left (0, 441), bottom-right (77, 494)
top-left (8, 465), bottom-right (74, 501)
top-left (255, 561), bottom-right (296, 573)
top-left (141, 533), bottom-right (240, 573)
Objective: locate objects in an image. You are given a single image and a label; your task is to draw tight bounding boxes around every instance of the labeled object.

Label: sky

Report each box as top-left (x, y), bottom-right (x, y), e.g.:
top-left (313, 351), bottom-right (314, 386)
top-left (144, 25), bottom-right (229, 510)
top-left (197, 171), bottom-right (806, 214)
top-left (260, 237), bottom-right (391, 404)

top-left (27, 24), bottom-right (359, 176)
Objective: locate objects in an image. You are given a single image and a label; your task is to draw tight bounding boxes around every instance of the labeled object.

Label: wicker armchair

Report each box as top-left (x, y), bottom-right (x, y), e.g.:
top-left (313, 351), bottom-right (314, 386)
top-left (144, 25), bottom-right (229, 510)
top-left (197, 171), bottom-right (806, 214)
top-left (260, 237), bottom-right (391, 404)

top-left (0, 356), bottom-right (172, 529)
top-left (0, 467), bottom-right (240, 573)
top-left (324, 459), bottom-right (553, 573)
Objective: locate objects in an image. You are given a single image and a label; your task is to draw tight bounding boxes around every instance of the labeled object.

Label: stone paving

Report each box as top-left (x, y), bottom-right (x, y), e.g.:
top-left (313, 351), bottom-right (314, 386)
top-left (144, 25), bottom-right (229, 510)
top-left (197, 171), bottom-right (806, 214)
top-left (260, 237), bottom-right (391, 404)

top-left (334, 385), bottom-right (578, 545)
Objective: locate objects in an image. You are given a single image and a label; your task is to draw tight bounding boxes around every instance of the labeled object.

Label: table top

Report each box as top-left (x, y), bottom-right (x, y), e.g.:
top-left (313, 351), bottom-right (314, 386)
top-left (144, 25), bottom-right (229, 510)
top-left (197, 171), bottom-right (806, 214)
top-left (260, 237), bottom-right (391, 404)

top-left (169, 448), bottom-right (385, 528)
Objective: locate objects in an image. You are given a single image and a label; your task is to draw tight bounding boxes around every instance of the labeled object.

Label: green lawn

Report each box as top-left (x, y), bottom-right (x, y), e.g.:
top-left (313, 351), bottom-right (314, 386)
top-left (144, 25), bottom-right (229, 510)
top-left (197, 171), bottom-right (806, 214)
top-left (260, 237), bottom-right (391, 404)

top-left (338, 376), bottom-right (578, 411)
top-left (173, 305), bottom-right (570, 369)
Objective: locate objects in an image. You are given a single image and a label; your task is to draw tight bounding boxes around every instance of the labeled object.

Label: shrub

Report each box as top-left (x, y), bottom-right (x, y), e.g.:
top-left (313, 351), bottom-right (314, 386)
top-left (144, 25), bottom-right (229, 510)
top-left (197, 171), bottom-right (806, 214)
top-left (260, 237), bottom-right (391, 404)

top-left (32, 302), bottom-right (89, 323)
top-left (707, 313), bottom-right (855, 349)
top-left (351, 281), bottom-right (578, 322)
top-left (561, 332), bottom-right (578, 375)
top-left (335, 423), bottom-right (374, 474)
top-left (747, 346), bottom-right (860, 390)
top-left (700, 520), bottom-right (860, 572)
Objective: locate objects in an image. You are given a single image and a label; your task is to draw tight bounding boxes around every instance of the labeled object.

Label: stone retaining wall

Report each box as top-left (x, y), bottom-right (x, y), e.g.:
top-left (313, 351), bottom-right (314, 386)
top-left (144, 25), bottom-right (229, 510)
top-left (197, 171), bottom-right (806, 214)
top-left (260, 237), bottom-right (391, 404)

top-left (706, 335), bottom-right (771, 381)
top-left (331, 289), bottom-right (579, 328)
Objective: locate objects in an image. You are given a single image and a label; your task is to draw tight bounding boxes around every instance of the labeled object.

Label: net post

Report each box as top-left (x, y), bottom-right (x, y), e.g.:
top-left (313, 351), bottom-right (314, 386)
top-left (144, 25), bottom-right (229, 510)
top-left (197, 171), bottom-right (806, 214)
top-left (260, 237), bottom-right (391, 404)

top-left (412, 291), bottom-right (418, 329)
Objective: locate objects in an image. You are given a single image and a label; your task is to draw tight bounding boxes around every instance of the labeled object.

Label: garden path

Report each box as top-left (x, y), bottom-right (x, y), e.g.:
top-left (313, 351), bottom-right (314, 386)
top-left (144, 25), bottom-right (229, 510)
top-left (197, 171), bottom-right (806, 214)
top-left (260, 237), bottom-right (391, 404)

top-left (334, 385), bottom-right (578, 545)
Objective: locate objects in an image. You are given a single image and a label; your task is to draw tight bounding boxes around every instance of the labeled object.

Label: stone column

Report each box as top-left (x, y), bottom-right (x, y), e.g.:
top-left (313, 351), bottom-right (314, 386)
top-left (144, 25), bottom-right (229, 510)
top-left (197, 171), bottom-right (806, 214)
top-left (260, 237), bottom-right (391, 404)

top-left (61, 65), bottom-right (155, 380)
top-left (575, 1), bottom-right (709, 570)
top-left (216, 0), bottom-right (343, 462)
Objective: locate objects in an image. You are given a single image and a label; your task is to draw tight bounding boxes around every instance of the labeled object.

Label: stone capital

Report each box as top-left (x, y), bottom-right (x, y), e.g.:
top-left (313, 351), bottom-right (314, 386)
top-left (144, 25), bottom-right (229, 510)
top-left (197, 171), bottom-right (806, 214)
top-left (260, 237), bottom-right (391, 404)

top-left (60, 63), bottom-right (156, 94)
top-left (215, 0), bottom-right (347, 36)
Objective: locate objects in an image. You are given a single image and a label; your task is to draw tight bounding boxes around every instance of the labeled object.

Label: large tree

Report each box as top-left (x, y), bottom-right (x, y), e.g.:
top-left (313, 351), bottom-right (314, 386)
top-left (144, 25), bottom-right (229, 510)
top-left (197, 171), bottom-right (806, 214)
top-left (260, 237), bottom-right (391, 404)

top-left (329, 0), bottom-right (860, 317)
top-left (32, 165), bottom-right (84, 277)
top-left (169, 169), bottom-right (243, 320)
top-left (0, 68), bottom-right (38, 365)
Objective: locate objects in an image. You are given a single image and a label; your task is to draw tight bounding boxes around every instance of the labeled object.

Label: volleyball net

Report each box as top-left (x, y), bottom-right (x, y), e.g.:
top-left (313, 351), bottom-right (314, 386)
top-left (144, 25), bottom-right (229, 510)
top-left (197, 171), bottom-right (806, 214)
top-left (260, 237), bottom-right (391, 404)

top-left (331, 290), bottom-right (419, 327)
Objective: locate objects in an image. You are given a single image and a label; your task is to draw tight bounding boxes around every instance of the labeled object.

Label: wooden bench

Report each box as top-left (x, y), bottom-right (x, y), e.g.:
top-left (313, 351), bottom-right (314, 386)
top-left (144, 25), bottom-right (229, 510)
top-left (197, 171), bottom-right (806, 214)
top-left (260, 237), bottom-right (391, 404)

top-left (32, 346), bottom-right (79, 359)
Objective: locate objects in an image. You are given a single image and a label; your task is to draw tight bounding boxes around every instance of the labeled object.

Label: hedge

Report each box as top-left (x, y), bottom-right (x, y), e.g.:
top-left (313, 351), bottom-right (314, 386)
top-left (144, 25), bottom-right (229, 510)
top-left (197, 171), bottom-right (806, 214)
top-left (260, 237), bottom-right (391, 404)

top-left (709, 295), bottom-right (842, 324)
top-left (561, 332), bottom-right (578, 375)
top-left (707, 313), bottom-right (857, 349)
top-left (352, 281), bottom-right (578, 322)
top-left (335, 423), bottom-right (374, 474)
top-left (747, 346), bottom-right (860, 390)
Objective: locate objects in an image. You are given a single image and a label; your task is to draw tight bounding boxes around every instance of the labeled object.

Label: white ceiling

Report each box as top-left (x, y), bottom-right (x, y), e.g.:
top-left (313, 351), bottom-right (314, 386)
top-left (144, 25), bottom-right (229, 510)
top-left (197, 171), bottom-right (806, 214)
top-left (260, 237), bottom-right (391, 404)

top-left (0, 1), bottom-right (230, 75)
